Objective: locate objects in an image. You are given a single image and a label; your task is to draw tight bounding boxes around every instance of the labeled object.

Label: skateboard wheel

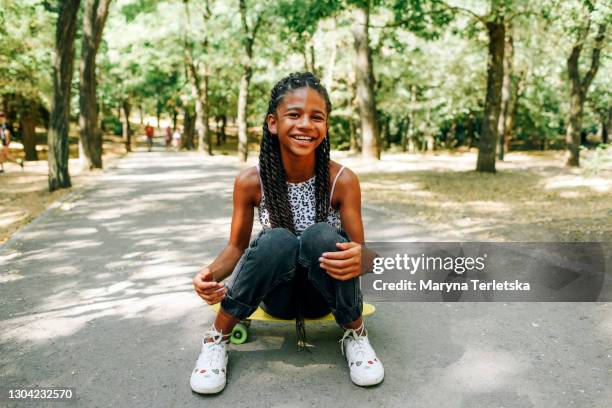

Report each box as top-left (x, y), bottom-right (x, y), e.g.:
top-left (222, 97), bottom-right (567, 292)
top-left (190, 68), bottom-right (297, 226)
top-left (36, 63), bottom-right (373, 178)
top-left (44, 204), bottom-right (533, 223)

top-left (230, 323), bottom-right (248, 345)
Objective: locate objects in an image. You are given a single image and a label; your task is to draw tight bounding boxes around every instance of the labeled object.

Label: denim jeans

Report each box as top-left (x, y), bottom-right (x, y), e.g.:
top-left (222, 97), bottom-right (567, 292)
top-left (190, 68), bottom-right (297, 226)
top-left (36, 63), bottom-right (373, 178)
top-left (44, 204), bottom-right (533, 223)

top-left (220, 222), bottom-right (363, 326)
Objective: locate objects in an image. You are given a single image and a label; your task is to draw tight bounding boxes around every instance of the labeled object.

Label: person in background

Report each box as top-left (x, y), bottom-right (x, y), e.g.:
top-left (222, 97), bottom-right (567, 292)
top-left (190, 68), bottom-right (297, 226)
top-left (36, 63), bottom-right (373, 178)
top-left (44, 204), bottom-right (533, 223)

top-left (145, 122), bottom-right (154, 152)
top-left (0, 112), bottom-right (24, 173)
top-left (165, 125), bottom-right (172, 149)
top-left (172, 127), bottom-right (182, 151)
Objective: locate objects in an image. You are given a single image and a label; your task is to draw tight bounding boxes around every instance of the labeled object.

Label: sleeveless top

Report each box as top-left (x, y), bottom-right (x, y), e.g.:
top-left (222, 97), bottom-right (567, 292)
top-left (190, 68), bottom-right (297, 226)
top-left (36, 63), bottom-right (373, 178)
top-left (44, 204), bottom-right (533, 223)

top-left (256, 164), bottom-right (345, 236)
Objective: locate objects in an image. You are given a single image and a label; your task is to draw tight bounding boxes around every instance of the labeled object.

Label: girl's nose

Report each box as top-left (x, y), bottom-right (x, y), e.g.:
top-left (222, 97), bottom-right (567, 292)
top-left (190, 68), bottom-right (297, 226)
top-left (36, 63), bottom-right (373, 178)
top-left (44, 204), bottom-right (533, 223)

top-left (297, 115), bottom-right (314, 129)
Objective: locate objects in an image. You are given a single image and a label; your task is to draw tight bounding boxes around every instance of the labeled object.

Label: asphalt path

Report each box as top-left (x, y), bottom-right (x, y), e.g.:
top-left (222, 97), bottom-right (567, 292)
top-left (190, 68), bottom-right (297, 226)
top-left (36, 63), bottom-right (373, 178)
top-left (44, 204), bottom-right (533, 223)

top-left (1, 151), bottom-right (610, 407)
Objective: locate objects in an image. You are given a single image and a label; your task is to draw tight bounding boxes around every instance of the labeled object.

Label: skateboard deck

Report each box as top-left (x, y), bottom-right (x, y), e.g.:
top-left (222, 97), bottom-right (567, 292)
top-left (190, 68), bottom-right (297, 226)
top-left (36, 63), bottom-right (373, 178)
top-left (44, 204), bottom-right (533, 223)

top-left (211, 303), bottom-right (376, 344)
top-left (212, 303), bottom-right (375, 323)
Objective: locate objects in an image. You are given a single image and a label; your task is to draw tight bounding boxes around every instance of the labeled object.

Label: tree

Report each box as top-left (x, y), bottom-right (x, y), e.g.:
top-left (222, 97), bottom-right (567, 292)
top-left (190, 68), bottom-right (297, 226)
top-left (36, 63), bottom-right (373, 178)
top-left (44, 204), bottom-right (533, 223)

top-left (497, 26), bottom-right (513, 160)
top-left (0, 1), bottom-right (54, 162)
top-left (48, 0), bottom-right (81, 192)
top-left (565, 14), bottom-right (606, 166)
top-left (183, 0), bottom-right (212, 155)
top-left (237, 0), bottom-right (263, 162)
top-left (476, 7), bottom-right (504, 172)
top-left (79, 0), bottom-right (112, 170)
top-left (351, 0), bottom-right (381, 160)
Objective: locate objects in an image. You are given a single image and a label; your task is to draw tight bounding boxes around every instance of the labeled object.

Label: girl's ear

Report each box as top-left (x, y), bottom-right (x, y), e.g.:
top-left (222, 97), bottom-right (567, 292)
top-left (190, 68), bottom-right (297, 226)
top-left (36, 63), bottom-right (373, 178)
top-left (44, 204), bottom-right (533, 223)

top-left (267, 113), bottom-right (278, 135)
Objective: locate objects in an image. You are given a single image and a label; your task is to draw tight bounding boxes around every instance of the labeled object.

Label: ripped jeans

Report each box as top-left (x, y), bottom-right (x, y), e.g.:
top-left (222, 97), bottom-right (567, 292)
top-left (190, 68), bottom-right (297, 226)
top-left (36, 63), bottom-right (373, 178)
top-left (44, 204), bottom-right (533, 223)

top-left (220, 222), bottom-right (363, 326)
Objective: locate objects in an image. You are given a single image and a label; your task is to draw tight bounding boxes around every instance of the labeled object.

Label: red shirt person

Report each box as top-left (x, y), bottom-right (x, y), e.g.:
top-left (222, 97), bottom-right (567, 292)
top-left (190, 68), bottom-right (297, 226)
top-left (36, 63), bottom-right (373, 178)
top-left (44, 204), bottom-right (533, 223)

top-left (145, 123), bottom-right (154, 151)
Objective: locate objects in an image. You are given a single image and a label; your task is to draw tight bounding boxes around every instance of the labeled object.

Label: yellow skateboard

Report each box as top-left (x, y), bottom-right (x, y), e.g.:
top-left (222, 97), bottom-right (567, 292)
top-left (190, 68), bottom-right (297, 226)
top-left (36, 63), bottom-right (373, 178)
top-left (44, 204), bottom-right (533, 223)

top-left (212, 303), bottom-right (376, 345)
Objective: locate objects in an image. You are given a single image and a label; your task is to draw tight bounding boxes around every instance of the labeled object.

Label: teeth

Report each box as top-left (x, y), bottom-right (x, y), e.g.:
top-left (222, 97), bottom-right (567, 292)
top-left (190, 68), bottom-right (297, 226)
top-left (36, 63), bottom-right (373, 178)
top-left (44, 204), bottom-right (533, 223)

top-left (294, 136), bottom-right (312, 141)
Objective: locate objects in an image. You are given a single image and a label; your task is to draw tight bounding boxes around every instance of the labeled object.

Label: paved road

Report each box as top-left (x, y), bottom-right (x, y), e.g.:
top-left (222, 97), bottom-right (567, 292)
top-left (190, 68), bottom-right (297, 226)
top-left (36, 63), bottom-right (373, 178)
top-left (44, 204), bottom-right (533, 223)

top-left (0, 151), bottom-right (610, 407)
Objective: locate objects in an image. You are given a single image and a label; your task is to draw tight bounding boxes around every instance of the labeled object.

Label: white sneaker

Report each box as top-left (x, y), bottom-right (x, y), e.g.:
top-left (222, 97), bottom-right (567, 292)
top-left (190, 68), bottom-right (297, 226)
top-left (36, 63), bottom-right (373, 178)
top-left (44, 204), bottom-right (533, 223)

top-left (190, 326), bottom-right (229, 394)
top-left (340, 324), bottom-right (384, 386)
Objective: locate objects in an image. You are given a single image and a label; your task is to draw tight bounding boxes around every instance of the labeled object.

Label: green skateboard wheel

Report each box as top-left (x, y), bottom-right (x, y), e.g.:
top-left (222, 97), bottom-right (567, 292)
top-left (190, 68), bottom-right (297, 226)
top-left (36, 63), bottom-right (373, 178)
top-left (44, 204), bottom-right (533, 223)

top-left (230, 323), bottom-right (248, 345)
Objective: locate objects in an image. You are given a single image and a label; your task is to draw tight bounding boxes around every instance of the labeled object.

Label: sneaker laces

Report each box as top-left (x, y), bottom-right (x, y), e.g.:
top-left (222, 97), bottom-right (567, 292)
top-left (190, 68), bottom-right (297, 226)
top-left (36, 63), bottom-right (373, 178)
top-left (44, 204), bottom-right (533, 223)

top-left (199, 325), bottom-right (227, 368)
top-left (339, 322), bottom-right (367, 357)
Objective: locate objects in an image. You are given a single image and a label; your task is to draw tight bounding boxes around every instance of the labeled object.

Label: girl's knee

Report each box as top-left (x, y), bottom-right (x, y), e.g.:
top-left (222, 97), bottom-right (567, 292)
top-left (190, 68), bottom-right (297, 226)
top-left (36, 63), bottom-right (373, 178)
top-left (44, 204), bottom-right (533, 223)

top-left (300, 222), bottom-right (345, 259)
top-left (254, 227), bottom-right (298, 254)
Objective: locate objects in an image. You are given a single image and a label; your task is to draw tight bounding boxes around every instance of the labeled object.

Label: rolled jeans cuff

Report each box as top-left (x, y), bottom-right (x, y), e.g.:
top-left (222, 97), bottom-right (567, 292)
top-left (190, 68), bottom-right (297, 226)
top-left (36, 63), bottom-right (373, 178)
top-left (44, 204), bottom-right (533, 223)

top-left (220, 294), bottom-right (256, 321)
top-left (332, 297), bottom-right (363, 326)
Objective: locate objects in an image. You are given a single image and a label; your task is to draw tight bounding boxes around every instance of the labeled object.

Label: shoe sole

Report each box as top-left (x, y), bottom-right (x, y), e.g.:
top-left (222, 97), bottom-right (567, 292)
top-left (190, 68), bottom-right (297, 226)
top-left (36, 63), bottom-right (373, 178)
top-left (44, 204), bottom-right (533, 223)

top-left (351, 371), bottom-right (385, 387)
top-left (190, 380), bottom-right (226, 394)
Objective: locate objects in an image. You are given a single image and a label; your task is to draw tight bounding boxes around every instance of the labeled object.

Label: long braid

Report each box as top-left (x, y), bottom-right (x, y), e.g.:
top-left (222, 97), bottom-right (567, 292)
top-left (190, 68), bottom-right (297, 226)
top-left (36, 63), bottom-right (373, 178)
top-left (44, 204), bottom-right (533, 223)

top-left (315, 136), bottom-right (330, 223)
top-left (258, 72), bottom-right (333, 349)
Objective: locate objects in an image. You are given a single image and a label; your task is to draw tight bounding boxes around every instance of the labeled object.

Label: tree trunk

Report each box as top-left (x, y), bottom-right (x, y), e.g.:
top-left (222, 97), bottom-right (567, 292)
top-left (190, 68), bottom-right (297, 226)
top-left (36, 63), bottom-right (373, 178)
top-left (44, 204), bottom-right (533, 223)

top-left (324, 24), bottom-right (337, 92)
top-left (190, 64), bottom-right (211, 154)
top-left (351, 2), bottom-right (380, 160)
top-left (220, 114), bottom-right (226, 144)
top-left (48, 0), bottom-right (81, 192)
top-left (156, 102), bottom-right (161, 129)
top-left (476, 17), bottom-right (505, 173)
top-left (407, 84), bottom-right (417, 153)
top-left (237, 66), bottom-right (251, 161)
top-left (347, 76), bottom-right (359, 153)
top-left (504, 71), bottom-right (522, 154)
top-left (183, 0), bottom-right (212, 155)
top-left (181, 107), bottom-right (195, 150)
top-left (565, 22), bottom-right (606, 166)
top-left (380, 116), bottom-right (389, 150)
top-left (21, 103), bottom-right (38, 161)
top-left (603, 107), bottom-right (611, 144)
top-left (497, 30), bottom-right (513, 161)
top-left (121, 99), bottom-right (131, 152)
top-left (400, 117), bottom-right (409, 152)
top-left (237, 0), bottom-right (260, 162)
top-left (79, 0), bottom-right (111, 170)
top-left (565, 88), bottom-right (584, 166)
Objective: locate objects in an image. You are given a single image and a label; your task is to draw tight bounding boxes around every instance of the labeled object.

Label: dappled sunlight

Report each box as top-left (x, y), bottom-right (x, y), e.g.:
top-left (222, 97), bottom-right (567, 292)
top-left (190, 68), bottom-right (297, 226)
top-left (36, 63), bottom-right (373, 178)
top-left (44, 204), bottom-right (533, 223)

top-left (48, 265), bottom-right (81, 276)
top-left (441, 348), bottom-right (529, 392)
top-left (63, 227), bottom-right (99, 236)
top-left (0, 269), bottom-right (24, 283)
top-left (87, 200), bottom-right (170, 221)
top-left (52, 239), bottom-right (103, 250)
top-left (558, 190), bottom-right (583, 198)
top-left (356, 152), bottom-right (611, 241)
top-left (467, 201), bottom-right (512, 213)
top-left (0, 250), bottom-right (22, 264)
top-left (0, 210), bottom-right (28, 227)
top-left (544, 174), bottom-right (611, 193)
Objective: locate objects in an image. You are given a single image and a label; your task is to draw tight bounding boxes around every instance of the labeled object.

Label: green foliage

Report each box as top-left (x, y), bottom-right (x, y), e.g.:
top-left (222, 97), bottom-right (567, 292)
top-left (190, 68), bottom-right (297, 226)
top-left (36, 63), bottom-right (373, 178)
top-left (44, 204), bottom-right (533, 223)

top-left (0, 0), bottom-right (54, 103)
top-left (1, 0), bottom-right (608, 155)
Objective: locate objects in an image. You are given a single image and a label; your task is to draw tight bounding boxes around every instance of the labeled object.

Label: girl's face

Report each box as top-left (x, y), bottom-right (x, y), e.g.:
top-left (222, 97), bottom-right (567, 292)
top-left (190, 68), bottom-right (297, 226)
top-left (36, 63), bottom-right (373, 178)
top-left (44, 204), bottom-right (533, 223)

top-left (267, 87), bottom-right (328, 157)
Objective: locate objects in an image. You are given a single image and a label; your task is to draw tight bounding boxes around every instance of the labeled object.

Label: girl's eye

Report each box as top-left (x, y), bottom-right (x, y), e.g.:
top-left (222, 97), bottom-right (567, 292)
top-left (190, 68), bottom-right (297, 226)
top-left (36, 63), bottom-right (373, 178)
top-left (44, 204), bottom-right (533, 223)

top-left (288, 113), bottom-right (299, 118)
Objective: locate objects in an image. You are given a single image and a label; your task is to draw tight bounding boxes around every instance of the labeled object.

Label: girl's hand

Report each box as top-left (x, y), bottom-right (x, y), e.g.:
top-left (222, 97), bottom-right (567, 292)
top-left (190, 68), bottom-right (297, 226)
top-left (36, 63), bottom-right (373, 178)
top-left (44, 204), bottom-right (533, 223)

top-left (193, 267), bottom-right (227, 305)
top-left (319, 242), bottom-right (363, 281)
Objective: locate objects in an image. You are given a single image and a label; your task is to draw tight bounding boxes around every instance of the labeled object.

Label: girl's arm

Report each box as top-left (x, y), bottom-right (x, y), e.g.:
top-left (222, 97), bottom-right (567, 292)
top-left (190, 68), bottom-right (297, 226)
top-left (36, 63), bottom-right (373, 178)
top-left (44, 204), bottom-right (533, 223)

top-left (319, 166), bottom-right (377, 280)
top-left (193, 167), bottom-right (258, 304)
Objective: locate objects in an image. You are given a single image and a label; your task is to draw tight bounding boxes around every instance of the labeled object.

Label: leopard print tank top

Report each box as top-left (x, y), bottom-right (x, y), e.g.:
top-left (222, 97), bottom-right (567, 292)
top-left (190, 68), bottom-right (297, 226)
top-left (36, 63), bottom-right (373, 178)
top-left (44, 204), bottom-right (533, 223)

top-left (256, 164), bottom-right (344, 236)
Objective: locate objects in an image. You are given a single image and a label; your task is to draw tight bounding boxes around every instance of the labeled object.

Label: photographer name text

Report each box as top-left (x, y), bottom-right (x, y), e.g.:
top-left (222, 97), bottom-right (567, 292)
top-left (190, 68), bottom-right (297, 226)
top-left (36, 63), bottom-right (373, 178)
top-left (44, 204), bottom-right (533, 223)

top-left (372, 279), bottom-right (531, 292)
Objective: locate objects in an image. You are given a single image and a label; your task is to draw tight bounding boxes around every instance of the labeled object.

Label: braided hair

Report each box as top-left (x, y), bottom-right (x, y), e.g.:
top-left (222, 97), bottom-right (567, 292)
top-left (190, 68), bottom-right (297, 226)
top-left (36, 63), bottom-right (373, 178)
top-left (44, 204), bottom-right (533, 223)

top-left (259, 72), bottom-right (332, 235)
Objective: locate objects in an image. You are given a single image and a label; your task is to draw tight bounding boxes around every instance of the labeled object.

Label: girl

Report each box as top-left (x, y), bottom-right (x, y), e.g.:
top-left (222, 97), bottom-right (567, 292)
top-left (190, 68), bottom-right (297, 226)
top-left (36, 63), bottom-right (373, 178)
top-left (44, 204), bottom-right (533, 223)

top-left (190, 72), bottom-right (384, 394)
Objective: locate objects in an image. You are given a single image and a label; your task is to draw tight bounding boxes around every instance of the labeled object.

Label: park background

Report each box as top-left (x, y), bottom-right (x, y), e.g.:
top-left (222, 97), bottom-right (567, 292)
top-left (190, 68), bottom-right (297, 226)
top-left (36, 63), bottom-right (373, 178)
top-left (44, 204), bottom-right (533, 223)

top-left (0, 0), bottom-right (610, 243)
top-left (0, 1), bottom-right (611, 407)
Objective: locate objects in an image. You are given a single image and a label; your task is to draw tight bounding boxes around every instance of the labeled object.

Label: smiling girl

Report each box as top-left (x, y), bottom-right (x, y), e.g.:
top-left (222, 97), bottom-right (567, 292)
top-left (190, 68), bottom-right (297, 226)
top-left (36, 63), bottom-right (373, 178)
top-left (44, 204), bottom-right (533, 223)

top-left (190, 72), bottom-right (384, 394)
